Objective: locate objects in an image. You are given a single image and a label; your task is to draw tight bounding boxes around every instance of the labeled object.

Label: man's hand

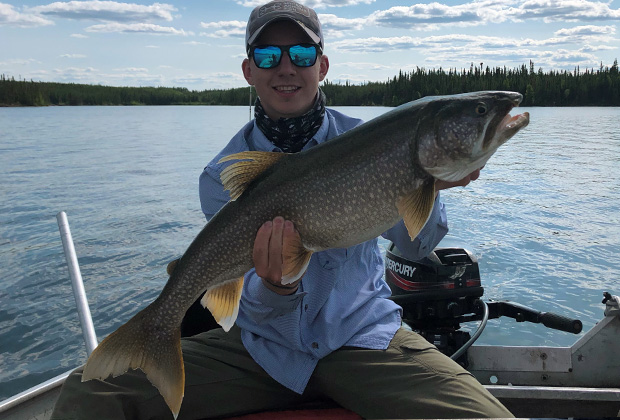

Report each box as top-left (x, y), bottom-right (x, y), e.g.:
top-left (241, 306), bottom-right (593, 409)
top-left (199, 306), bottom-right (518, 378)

top-left (254, 216), bottom-right (302, 295)
top-left (435, 168), bottom-right (482, 192)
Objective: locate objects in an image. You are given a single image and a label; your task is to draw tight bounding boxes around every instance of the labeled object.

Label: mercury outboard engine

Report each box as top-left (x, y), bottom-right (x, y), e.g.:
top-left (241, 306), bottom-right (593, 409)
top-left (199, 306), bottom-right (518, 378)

top-left (385, 243), bottom-right (583, 367)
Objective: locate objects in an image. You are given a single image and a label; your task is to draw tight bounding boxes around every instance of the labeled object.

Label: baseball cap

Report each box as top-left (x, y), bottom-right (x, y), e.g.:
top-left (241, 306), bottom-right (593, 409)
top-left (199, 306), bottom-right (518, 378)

top-left (245, 1), bottom-right (324, 53)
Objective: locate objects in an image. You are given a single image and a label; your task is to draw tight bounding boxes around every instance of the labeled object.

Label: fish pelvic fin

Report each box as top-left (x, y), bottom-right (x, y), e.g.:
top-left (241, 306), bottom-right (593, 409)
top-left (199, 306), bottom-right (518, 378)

top-left (81, 307), bottom-right (184, 418)
top-left (218, 151), bottom-right (286, 200)
top-left (281, 231), bottom-right (313, 285)
top-left (201, 277), bottom-right (244, 332)
top-left (397, 180), bottom-right (436, 240)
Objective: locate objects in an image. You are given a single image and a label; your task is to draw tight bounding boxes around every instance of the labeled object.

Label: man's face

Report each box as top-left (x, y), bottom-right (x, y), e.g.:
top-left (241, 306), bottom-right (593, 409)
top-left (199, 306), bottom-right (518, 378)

top-left (242, 20), bottom-right (329, 120)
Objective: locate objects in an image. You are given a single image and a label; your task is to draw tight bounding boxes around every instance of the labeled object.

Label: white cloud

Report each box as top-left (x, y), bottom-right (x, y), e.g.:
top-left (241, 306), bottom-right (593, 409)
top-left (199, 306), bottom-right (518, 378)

top-left (512, 0), bottom-right (620, 22)
top-left (328, 0), bottom-right (620, 32)
top-left (45, 65), bottom-right (165, 86)
top-left (70, 33), bottom-right (88, 38)
top-left (27, 1), bottom-right (177, 22)
top-left (335, 61), bottom-right (392, 71)
top-left (332, 30), bottom-right (615, 54)
top-left (0, 58), bottom-right (40, 66)
top-left (0, 3), bottom-right (53, 27)
top-left (200, 20), bottom-right (245, 38)
top-left (235, 0), bottom-right (375, 8)
top-left (302, 0), bottom-right (376, 7)
top-left (60, 53), bottom-right (87, 58)
top-left (555, 24), bottom-right (616, 37)
top-left (171, 72), bottom-right (246, 89)
top-left (112, 66), bottom-right (150, 73)
top-left (369, 3), bottom-right (485, 29)
top-left (317, 13), bottom-right (366, 30)
top-left (85, 22), bottom-right (189, 35)
top-left (200, 20), bottom-right (245, 30)
top-left (578, 43), bottom-right (617, 52)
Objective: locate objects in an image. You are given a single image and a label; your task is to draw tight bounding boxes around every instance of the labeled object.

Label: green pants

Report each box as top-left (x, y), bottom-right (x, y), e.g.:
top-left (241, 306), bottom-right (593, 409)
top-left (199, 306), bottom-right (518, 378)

top-left (51, 327), bottom-right (513, 419)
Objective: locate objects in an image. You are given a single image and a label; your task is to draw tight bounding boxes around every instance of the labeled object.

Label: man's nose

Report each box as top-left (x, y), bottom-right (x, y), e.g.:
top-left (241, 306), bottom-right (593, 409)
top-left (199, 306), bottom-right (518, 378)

top-left (277, 52), bottom-right (297, 74)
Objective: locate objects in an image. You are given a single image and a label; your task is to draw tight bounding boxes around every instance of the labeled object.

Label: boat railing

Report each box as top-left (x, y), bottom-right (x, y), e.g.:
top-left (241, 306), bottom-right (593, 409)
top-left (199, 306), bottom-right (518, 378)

top-left (0, 212), bottom-right (98, 419)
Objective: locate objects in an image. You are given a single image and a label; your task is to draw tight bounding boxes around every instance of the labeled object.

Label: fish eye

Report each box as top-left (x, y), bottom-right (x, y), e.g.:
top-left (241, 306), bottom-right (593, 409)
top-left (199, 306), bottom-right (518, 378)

top-left (475, 103), bottom-right (487, 115)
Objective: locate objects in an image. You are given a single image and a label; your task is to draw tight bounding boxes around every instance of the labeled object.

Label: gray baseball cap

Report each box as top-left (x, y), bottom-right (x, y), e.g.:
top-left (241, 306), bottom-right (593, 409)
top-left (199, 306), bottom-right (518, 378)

top-left (245, 1), bottom-right (324, 53)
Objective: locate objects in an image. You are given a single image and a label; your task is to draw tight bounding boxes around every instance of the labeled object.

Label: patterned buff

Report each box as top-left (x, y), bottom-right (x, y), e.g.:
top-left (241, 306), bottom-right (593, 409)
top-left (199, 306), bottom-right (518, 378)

top-left (254, 89), bottom-right (326, 153)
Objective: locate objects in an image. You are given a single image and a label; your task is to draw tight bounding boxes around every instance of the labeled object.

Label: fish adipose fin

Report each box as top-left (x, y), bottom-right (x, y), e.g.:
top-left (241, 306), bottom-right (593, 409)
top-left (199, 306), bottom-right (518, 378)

top-left (281, 231), bottom-right (313, 285)
top-left (82, 308), bottom-right (185, 418)
top-left (201, 277), bottom-right (244, 331)
top-left (219, 151), bottom-right (285, 200)
top-left (397, 180), bottom-right (436, 240)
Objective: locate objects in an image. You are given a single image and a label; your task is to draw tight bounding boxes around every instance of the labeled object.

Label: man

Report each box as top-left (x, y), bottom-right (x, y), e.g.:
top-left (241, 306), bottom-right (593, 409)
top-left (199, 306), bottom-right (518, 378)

top-left (52, 1), bottom-right (512, 419)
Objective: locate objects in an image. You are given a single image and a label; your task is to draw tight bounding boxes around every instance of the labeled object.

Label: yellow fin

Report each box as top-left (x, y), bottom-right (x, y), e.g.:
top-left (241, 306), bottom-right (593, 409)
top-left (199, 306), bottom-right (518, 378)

top-left (396, 180), bottom-right (436, 240)
top-left (201, 277), bottom-right (244, 332)
top-left (281, 231), bottom-right (313, 285)
top-left (81, 306), bottom-right (184, 418)
top-left (218, 151), bottom-right (285, 200)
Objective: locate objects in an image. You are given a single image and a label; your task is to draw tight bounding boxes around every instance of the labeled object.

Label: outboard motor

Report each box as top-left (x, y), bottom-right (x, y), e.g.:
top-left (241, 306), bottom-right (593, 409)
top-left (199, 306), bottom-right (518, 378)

top-left (385, 244), bottom-right (483, 365)
top-left (385, 243), bottom-right (583, 367)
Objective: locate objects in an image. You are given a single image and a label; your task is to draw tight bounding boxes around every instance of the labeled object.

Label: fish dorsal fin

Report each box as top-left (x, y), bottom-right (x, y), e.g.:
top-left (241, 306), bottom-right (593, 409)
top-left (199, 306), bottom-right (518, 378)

top-left (281, 231), bottom-right (313, 285)
top-left (396, 180), bottom-right (436, 240)
top-left (218, 151), bottom-right (285, 200)
top-left (201, 277), bottom-right (244, 332)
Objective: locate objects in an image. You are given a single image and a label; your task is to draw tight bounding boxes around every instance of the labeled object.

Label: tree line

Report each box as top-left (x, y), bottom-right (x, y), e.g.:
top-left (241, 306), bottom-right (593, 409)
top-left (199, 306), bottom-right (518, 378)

top-left (1, 60), bottom-right (618, 107)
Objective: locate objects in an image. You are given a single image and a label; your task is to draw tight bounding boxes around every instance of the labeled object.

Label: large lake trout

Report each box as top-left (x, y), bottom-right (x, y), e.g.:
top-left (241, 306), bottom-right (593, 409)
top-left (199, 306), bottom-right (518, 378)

top-left (82, 91), bottom-right (530, 417)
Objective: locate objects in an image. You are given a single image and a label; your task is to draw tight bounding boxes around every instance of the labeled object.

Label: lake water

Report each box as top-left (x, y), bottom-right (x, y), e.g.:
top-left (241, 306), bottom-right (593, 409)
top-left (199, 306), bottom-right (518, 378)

top-left (1, 104), bottom-right (619, 401)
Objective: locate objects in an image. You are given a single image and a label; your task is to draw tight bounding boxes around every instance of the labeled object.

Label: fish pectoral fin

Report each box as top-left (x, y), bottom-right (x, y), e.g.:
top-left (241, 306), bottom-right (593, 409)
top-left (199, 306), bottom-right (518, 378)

top-left (81, 307), bottom-right (184, 418)
top-left (397, 180), bottom-right (436, 241)
top-left (218, 151), bottom-right (286, 200)
top-left (201, 277), bottom-right (244, 332)
top-left (281, 233), bottom-right (313, 285)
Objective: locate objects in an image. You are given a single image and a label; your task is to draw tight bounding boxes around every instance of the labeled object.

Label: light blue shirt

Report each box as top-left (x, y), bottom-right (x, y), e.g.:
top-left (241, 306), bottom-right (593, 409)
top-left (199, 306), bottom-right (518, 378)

top-left (199, 108), bottom-right (448, 394)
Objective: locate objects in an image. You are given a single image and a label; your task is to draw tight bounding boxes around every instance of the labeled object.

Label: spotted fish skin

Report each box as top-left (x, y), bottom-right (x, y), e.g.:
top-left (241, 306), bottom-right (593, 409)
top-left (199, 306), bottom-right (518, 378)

top-left (81, 91), bottom-right (530, 418)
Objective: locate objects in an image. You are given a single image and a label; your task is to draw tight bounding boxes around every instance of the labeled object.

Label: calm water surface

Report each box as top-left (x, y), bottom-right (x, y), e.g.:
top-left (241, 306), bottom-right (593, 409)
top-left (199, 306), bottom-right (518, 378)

top-left (0, 105), bottom-right (619, 401)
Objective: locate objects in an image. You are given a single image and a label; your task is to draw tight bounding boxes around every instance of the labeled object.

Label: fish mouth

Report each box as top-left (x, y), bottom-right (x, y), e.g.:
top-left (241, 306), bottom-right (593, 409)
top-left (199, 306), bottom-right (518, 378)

top-left (497, 111), bottom-right (530, 140)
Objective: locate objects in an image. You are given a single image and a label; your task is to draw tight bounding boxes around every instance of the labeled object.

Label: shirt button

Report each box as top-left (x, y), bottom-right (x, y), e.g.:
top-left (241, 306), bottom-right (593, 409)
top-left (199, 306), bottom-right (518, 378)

top-left (312, 342), bottom-right (319, 349)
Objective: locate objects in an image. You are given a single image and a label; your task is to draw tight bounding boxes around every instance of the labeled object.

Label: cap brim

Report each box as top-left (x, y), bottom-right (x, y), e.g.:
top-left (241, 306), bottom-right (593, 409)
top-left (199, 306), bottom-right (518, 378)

top-left (246, 18), bottom-right (322, 51)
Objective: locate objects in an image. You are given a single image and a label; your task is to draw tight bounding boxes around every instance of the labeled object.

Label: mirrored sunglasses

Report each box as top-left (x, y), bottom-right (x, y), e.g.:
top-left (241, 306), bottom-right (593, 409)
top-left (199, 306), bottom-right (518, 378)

top-left (251, 44), bottom-right (321, 69)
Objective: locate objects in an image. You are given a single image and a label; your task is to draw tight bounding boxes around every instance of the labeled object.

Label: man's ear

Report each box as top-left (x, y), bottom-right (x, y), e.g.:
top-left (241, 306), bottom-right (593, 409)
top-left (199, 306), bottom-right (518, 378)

top-left (318, 55), bottom-right (329, 82)
top-left (242, 58), bottom-right (253, 85)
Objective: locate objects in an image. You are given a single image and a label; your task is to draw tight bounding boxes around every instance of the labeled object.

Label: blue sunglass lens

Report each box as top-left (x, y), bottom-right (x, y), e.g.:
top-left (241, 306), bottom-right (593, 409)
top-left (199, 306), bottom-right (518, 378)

top-left (289, 45), bottom-right (318, 67)
top-left (253, 44), bottom-right (318, 69)
top-left (253, 46), bottom-right (282, 69)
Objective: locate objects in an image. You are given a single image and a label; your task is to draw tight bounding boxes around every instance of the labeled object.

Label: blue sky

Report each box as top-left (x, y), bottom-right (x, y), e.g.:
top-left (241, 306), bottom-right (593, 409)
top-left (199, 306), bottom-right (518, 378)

top-left (1, 0), bottom-right (619, 90)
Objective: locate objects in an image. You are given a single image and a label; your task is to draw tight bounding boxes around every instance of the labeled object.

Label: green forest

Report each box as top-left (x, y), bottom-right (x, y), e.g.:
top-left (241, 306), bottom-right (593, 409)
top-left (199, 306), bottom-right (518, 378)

top-left (1, 60), bottom-right (618, 107)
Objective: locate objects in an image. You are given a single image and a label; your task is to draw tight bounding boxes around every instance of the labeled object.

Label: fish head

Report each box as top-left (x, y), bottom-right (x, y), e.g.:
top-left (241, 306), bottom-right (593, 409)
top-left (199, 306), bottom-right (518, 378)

top-left (416, 91), bottom-right (529, 182)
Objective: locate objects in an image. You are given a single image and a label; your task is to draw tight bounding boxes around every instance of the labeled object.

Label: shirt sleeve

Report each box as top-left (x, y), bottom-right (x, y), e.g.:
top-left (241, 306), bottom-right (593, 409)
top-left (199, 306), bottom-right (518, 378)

top-left (199, 164), bottom-right (230, 221)
top-left (240, 269), bottom-right (307, 324)
top-left (382, 193), bottom-right (449, 261)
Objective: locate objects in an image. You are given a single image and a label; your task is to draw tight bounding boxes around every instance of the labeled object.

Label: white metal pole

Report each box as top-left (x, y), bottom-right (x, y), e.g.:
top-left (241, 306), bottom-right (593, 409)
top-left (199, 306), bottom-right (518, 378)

top-left (56, 211), bottom-right (98, 355)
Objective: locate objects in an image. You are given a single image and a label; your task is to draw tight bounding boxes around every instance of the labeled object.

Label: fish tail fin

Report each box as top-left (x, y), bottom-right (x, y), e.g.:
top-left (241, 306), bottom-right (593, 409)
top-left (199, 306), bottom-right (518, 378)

top-left (81, 306), bottom-right (184, 418)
